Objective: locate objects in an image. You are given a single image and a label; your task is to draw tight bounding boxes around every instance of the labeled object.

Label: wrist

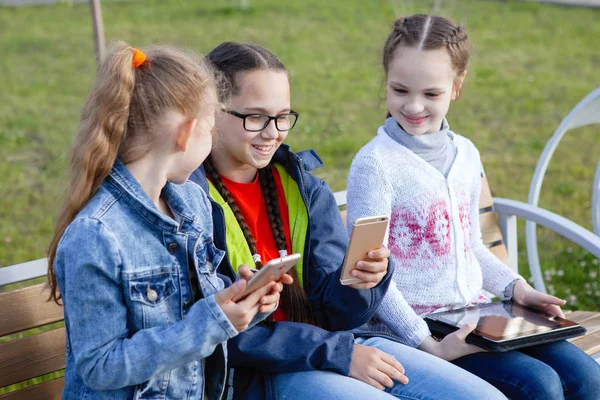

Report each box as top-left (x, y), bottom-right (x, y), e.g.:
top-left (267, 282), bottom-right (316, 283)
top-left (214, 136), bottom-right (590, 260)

top-left (418, 336), bottom-right (444, 359)
top-left (512, 279), bottom-right (529, 303)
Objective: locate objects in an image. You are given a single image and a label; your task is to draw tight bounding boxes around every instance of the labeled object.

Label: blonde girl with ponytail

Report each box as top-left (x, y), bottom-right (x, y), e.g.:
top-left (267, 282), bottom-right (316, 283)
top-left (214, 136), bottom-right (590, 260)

top-left (47, 42), bottom-right (282, 400)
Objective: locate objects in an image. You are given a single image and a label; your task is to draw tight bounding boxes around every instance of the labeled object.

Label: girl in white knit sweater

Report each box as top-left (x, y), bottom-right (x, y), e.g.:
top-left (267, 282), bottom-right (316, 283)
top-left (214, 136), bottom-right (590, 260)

top-left (347, 13), bottom-right (600, 400)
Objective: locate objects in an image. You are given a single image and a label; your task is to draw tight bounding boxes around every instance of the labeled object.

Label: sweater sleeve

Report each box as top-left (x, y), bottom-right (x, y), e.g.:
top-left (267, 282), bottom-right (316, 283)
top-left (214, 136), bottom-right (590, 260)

top-left (347, 151), bottom-right (431, 347)
top-left (472, 163), bottom-right (522, 297)
top-left (346, 153), bottom-right (393, 246)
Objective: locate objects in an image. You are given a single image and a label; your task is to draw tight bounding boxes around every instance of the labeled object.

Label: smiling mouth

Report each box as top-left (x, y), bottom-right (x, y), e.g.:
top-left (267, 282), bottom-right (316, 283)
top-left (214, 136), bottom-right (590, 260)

top-left (252, 144), bottom-right (275, 156)
top-left (402, 114), bottom-right (428, 125)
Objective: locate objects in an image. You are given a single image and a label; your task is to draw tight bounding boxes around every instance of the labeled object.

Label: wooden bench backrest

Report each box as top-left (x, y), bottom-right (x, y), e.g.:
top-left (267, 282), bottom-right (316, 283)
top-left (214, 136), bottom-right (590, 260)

top-left (0, 283), bottom-right (65, 399)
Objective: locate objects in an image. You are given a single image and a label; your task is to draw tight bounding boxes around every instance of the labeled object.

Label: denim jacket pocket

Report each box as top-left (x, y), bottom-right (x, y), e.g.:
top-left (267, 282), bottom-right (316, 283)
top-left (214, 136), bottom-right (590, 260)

top-left (126, 267), bottom-right (180, 329)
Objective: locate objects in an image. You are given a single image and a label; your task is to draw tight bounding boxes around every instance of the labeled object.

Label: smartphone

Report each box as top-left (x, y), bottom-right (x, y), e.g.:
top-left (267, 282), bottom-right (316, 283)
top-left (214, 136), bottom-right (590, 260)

top-left (232, 253), bottom-right (301, 302)
top-left (340, 215), bottom-right (389, 285)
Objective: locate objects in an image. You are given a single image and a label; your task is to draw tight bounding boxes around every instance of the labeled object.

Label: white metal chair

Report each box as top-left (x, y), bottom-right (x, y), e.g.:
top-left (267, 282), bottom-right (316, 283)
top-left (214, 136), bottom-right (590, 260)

top-left (525, 87), bottom-right (600, 292)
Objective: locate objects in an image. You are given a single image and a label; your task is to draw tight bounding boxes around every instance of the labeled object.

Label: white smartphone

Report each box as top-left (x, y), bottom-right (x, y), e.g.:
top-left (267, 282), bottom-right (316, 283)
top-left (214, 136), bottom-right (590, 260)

top-left (232, 253), bottom-right (301, 302)
top-left (340, 215), bottom-right (389, 285)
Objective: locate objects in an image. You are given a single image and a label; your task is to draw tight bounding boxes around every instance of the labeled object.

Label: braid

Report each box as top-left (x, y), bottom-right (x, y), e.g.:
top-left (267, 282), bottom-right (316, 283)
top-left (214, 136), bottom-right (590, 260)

top-left (446, 25), bottom-right (468, 46)
top-left (205, 157), bottom-right (316, 325)
top-left (258, 165), bottom-right (316, 325)
top-left (258, 167), bottom-right (288, 252)
top-left (204, 157), bottom-right (263, 267)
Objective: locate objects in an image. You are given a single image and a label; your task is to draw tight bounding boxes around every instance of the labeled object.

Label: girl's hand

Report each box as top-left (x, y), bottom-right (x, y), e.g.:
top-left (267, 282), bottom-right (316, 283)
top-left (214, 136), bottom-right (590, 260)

top-left (349, 344), bottom-right (408, 390)
top-left (419, 324), bottom-right (485, 361)
top-left (237, 264), bottom-right (293, 313)
top-left (512, 279), bottom-right (566, 318)
top-left (348, 247), bottom-right (390, 290)
top-left (214, 279), bottom-right (279, 332)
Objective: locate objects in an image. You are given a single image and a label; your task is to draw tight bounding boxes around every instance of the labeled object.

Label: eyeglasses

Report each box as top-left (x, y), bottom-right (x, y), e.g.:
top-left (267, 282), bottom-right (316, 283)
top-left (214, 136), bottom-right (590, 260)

top-left (227, 110), bottom-right (299, 132)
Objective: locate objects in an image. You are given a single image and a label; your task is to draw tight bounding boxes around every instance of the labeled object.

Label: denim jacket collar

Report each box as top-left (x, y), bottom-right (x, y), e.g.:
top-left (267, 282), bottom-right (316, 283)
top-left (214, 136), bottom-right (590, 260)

top-left (108, 159), bottom-right (197, 233)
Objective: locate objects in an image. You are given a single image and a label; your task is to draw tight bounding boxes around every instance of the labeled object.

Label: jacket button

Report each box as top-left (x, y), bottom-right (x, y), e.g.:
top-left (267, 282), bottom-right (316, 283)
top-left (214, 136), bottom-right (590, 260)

top-left (184, 300), bottom-right (192, 309)
top-left (168, 243), bottom-right (179, 253)
top-left (147, 287), bottom-right (158, 302)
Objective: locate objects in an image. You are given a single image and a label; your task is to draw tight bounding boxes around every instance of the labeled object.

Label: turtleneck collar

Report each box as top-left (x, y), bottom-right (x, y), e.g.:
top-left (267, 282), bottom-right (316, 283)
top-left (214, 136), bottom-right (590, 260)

top-left (384, 117), bottom-right (456, 177)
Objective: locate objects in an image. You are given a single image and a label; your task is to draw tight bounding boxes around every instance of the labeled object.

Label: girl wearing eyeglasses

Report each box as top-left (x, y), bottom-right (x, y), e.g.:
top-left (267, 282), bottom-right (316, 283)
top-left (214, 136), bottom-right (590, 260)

top-left (189, 42), bottom-right (506, 400)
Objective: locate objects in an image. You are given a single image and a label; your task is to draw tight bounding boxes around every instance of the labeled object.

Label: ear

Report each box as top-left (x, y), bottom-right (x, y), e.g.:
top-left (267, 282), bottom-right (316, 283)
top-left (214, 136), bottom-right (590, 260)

top-left (452, 70), bottom-right (468, 101)
top-left (175, 118), bottom-right (198, 153)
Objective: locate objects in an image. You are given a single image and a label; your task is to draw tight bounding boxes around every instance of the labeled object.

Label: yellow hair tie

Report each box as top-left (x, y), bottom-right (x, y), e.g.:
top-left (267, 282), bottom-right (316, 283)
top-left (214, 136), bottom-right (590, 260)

top-left (132, 48), bottom-right (146, 68)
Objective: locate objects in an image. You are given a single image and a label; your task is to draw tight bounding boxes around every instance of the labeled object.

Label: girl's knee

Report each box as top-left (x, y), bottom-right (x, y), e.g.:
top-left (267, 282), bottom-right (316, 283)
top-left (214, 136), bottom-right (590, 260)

top-left (565, 359), bottom-right (600, 399)
top-left (510, 367), bottom-right (563, 400)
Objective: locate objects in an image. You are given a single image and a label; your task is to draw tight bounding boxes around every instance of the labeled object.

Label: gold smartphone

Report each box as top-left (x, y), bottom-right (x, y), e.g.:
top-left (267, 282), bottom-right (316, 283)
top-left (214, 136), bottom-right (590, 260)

top-left (232, 253), bottom-right (301, 302)
top-left (340, 215), bottom-right (389, 285)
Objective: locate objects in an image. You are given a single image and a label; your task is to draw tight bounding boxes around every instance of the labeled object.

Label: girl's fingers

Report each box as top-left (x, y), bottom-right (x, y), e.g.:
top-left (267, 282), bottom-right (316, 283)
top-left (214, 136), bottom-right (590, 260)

top-left (279, 273), bottom-right (294, 285)
top-left (259, 291), bottom-right (280, 305)
top-left (238, 281), bottom-right (276, 307)
top-left (237, 264), bottom-right (254, 281)
top-left (368, 247), bottom-right (390, 260)
top-left (356, 261), bottom-right (387, 274)
top-left (544, 304), bottom-right (565, 318)
top-left (370, 369), bottom-right (395, 389)
top-left (365, 377), bottom-right (385, 391)
top-left (380, 352), bottom-right (405, 375)
top-left (453, 323), bottom-right (477, 341)
top-left (272, 281), bottom-right (284, 293)
top-left (259, 303), bottom-right (277, 313)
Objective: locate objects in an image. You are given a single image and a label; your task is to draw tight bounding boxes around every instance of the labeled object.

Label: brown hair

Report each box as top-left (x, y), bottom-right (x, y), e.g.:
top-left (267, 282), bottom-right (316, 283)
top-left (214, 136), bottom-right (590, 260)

top-left (205, 43), bottom-right (314, 325)
top-left (47, 41), bottom-right (216, 302)
top-left (204, 157), bottom-right (315, 326)
top-left (383, 14), bottom-right (471, 79)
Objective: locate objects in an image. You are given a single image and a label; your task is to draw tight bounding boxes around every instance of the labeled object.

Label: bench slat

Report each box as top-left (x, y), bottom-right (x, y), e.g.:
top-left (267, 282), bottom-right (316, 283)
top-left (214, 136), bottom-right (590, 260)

top-left (0, 328), bottom-right (66, 387)
top-left (578, 313), bottom-right (600, 333)
top-left (0, 283), bottom-right (64, 337)
top-left (565, 311), bottom-right (599, 324)
top-left (570, 330), bottom-right (600, 355)
top-left (0, 377), bottom-right (64, 400)
top-left (0, 259), bottom-right (48, 286)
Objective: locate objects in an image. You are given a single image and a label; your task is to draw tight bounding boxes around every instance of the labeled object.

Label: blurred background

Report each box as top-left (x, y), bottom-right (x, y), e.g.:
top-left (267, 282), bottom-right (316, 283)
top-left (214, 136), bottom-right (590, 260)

top-left (1, 0), bottom-right (599, 309)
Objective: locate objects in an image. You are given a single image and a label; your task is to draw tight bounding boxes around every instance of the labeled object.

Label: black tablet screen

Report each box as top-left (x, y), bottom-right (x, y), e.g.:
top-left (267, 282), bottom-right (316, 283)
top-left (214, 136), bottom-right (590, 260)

top-left (426, 301), bottom-right (579, 341)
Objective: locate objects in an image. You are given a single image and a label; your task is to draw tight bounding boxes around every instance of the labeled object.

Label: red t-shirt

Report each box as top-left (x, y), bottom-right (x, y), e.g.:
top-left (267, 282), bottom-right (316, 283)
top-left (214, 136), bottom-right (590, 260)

top-left (219, 167), bottom-right (292, 321)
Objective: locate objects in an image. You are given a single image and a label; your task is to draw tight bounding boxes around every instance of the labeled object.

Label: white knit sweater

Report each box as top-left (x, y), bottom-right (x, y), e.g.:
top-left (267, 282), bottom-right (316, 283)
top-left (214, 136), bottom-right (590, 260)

top-left (346, 125), bottom-right (521, 347)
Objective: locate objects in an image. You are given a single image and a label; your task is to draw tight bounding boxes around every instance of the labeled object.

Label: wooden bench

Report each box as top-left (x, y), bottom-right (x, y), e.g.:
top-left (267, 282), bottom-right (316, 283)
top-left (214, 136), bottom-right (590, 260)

top-left (2, 86), bottom-right (599, 397)
top-left (0, 262), bottom-right (64, 399)
top-left (2, 182), bottom-right (600, 397)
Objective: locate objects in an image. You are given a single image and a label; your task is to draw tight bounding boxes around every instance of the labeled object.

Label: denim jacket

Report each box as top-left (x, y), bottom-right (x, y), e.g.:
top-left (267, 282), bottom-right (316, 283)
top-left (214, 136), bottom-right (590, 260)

top-left (190, 145), bottom-right (395, 400)
top-left (55, 160), bottom-right (249, 400)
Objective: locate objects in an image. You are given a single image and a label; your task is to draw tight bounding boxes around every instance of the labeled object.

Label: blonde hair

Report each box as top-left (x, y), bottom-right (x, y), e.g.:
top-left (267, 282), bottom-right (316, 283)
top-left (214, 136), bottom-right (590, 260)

top-left (47, 41), bottom-right (216, 302)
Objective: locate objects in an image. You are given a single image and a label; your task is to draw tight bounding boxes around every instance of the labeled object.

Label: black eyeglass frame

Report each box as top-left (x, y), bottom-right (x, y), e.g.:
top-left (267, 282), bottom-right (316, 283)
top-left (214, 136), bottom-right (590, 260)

top-left (226, 110), bottom-right (299, 132)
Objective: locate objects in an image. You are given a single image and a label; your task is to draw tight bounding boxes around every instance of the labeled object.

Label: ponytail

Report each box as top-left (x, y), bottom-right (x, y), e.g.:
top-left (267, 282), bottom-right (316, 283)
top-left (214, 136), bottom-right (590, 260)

top-left (48, 42), bottom-right (216, 302)
top-left (48, 42), bottom-right (136, 302)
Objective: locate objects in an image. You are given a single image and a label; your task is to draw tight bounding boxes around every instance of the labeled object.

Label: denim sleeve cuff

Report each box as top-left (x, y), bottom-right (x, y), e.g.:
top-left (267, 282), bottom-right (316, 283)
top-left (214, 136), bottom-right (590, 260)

top-left (205, 294), bottom-right (239, 338)
top-left (249, 301), bottom-right (277, 329)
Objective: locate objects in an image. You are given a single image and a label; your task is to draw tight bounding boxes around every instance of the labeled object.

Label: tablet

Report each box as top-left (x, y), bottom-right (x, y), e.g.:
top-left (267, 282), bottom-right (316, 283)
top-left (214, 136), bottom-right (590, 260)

top-left (424, 301), bottom-right (586, 352)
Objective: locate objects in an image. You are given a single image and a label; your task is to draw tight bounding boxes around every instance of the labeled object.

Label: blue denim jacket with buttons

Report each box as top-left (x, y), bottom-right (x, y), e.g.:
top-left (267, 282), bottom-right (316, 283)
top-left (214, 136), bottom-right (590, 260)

top-left (55, 160), bottom-right (252, 400)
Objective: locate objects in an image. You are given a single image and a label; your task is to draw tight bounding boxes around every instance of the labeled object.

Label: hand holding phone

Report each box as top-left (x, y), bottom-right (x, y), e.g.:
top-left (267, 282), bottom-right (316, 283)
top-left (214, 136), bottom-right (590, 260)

top-left (232, 253), bottom-right (301, 302)
top-left (340, 215), bottom-right (389, 286)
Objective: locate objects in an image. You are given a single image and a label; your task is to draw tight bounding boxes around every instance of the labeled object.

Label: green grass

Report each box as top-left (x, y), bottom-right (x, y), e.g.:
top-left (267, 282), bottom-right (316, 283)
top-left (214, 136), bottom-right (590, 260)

top-left (1, 0), bottom-right (600, 313)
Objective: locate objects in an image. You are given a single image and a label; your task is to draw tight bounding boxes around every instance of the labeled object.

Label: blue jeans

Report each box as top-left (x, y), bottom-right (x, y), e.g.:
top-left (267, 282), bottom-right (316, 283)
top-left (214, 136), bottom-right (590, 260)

top-left (452, 340), bottom-right (600, 400)
top-left (274, 336), bottom-right (507, 400)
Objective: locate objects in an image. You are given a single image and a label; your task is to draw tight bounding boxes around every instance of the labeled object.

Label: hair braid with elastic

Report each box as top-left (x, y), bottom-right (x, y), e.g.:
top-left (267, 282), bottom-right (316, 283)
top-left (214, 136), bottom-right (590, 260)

top-left (257, 166), bottom-right (315, 325)
top-left (204, 157), bottom-right (263, 267)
